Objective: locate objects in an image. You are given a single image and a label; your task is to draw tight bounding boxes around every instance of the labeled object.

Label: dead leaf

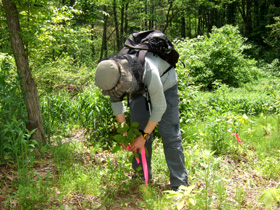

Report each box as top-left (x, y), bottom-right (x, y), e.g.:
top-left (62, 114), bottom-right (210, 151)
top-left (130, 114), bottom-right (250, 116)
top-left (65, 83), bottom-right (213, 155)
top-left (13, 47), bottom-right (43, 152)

top-left (0, 196), bottom-right (6, 202)
top-left (7, 175), bottom-right (15, 181)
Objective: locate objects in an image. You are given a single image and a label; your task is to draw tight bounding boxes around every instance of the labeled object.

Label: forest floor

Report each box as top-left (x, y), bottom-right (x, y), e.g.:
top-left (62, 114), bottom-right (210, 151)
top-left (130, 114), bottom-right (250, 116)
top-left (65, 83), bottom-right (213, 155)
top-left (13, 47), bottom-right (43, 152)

top-left (0, 129), bottom-right (279, 209)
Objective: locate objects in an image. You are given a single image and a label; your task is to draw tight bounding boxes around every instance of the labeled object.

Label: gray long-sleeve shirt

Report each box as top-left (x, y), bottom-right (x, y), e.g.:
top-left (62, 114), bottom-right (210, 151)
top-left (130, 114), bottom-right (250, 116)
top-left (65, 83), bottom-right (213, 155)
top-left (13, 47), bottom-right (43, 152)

top-left (111, 52), bottom-right (178, 122)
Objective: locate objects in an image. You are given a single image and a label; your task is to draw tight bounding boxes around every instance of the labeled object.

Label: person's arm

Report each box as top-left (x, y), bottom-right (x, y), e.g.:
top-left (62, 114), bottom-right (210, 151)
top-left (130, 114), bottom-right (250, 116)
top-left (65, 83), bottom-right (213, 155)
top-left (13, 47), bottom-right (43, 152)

top-left (116, 113), bottom-right (126, 123)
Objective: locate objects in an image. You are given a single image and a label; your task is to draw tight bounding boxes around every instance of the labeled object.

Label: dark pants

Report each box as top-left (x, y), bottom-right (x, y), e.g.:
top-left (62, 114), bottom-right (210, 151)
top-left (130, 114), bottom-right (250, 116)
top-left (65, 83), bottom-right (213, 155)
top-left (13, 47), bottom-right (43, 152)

top-left (130, 84), bottom-right (189, 188)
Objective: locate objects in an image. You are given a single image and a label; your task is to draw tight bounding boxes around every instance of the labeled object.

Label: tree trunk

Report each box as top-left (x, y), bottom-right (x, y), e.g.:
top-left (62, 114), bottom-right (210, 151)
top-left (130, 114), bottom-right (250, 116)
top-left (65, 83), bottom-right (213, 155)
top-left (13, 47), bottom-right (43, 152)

top-left (113, 0), bottom-right (121, 50)
top-left (197, 15), bottom-right (202, 35)
top-left (124, 1), bottom-right (129, 35)
top-left (163, 0), bottom-right (174, 33)
top-left (145, 0), bottom-right (148, 29)
top-left (100, 5), bottom-right (108, 60)
top-left (245, 0), bottom-right (253, 36)
top-left (120, 0), bottom-right (125, 43)
top-left (237, 0), bottom-right (253, 37)
top-left (3, 0), bottom-right (45, 144)
top-left (70, 0), bottom-right (76, 7)
top-left (149, 0), bottom-right (155, 29)
top-left (181, 16), bottom-right (186, 38)
top-left (226, 1), bottom-right (237, 25)
top-left (91, 23), bottom-right (95, 57)
top-left (186, 7), bottom-right (192, 37)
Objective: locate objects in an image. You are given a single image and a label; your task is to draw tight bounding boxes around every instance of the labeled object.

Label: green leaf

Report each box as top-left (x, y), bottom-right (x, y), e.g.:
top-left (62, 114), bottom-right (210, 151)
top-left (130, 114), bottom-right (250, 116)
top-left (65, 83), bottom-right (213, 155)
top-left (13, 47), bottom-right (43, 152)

top-left (188, 198), bottom-right (196, 206)
top-left (133, 128), bottom-right (141, 136)
top-left (131, 122), bottom-right (140, 128)
top-left (127, 129), bottom-right (135, 142)
top-left (164, 190), bottom-right (179, 198)
top-left (177, 200), bottom-right (184, 210)
top-left (117, 124), bottom-right (129, 134)
top-left (111, 145), bottom-right (121, 153)
top-left (113, 134), bottom-right (125, 142)
top-left (134, 152), bottom-right (139, 160)
top-left (259, 188), bottom-right (280, 208)
top-left (129, 154), bottom-right (135, 162)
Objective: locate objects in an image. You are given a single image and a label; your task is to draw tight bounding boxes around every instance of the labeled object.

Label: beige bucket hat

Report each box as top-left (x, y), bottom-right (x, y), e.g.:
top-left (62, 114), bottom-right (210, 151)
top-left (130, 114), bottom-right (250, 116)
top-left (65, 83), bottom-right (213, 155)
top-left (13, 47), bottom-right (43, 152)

top-left (95, 58), bottom-right (132, 98)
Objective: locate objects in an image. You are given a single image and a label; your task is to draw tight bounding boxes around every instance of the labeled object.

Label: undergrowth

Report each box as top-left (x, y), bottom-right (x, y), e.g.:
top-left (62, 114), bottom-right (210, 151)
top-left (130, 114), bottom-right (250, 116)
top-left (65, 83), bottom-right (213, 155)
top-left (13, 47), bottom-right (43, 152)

top-left (1, 75), bottom-right (279, 209)
top-left (1, 29), bottom-right (280, 208)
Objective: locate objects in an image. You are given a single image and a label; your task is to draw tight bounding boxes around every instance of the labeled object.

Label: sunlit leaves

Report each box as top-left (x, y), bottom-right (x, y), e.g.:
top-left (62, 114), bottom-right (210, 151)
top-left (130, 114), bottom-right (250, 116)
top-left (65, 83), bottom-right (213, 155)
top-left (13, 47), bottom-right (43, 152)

top-left (176, 25), bottom-right (260, 89)
top-left (165, 185), bottom-right (196, 210)
top-left (259, 187), bottom-right (280, 208)
top-left (12, 2), bottom-right (93, 65)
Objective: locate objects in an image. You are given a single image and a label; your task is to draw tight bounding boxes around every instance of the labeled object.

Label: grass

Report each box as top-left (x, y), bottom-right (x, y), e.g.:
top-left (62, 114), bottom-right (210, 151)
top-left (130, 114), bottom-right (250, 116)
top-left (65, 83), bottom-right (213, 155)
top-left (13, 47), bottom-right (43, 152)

top-left (1, 119), bottom-right (279, 209)
top-left (1, 77), bottom-right (280, 209)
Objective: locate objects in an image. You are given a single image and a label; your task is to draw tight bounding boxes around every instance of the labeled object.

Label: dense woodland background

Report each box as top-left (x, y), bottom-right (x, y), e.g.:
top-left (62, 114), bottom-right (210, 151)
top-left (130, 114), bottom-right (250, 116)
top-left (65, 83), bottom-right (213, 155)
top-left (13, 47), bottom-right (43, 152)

top-left (0, 0), bottom-right (280, 209)
top-left (1, 0), bottom-right (279, 143)
top-left (1, 0), bottom-right (279, 64)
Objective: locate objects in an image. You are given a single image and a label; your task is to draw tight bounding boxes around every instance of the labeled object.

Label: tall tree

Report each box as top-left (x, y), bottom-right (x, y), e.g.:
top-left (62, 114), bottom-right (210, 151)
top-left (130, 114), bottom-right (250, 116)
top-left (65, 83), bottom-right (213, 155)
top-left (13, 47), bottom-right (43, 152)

top-left (237, 0), bottom-right (253, 37)
top-left (70, 0), bottom-right (75, 7)
top-left (226, 1), bottom-right (237, 25)
top-left (100, 5), bottom-right (108, 60)
top-left (120, 0), bottom-right (125, 43)
top-left (163, 0), bottom-right (174, 32)
top-left (3, 0), bottom-right (45, 144)
top-left (124, 1), bottom-right (129, 35)
top-left (181, 15), bottom-right (186, 38)
top-left (113, 0), bottom-right (121, 50)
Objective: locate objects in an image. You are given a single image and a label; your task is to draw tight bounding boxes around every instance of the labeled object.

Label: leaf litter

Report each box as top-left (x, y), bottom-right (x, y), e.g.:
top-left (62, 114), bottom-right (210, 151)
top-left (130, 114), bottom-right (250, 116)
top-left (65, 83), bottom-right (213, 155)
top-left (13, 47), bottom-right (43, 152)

top-left (0, 129), bottom-right (279, 209)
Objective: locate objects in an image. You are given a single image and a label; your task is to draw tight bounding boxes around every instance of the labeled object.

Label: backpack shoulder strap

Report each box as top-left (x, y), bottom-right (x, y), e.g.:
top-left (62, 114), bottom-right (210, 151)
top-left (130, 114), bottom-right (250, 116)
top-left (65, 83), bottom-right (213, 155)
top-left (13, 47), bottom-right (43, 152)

top-left (137, 49), bottom-right (148, 66)
top-left (161, 65), bottom-right (173, 77)
top-left (118, 46), bottom-right (130, 55)
top-left (118, 47), bottom-right (148, 67)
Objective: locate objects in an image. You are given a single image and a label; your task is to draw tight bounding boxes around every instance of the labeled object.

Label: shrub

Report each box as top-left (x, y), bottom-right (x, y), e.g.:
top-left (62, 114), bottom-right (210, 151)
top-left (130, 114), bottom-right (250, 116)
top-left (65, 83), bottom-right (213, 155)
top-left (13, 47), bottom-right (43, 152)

top-left (0, 53), bottom-right (37, 165)
top-left (33, 56), bottom-right (94, 94)
top-left (264, 16), bottom-right (280, 62)
top-left (266, 59), bottom-right (280, 77)
top-left (40, 86), bottom-right (115, 148)
top-left (176, 25), bottom-right (260, 89)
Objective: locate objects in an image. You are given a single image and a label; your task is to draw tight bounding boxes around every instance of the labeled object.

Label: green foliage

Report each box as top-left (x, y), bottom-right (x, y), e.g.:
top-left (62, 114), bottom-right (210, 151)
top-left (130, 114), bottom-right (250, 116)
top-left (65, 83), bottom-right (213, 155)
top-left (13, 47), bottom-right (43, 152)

top-left (176, 25), bottom-right (260, 89)
top-left (34, 56), bottom-right (93, 93)
top-left (205, 115), bottom-right (232, 154)
top-left (188, 149), bottom-right (223, 209)
top-left (40, 87), bottom-right (115, 147)
top-left (7, 171), bottom-right (53, 210)
top-left (113, 122), bottom-right (141, 147)
top-left (1, 1), bottom-right (280, 209)
top-left (112, 122), bottom-right (142, 164)
top-left (51, 137), bottom-right (102, 198)
top-left (16, 2), bottom-right (94, 66)
top-left (265, 16), bottom-right (280, 55)
top-left (164, 185), bottom-right (196, 209)
top-left (179, 78), bottom-right (279, 127)
top-left (259, 187), bottom-right (280, 209)
top-left (0, 53), bottom-right (38, 165)
top-left (1, 115), bottom-right (38, 166)
top-left (263, 59), bottom-right (280, 77)
top-left (259, 155), bottom-right (280, 180)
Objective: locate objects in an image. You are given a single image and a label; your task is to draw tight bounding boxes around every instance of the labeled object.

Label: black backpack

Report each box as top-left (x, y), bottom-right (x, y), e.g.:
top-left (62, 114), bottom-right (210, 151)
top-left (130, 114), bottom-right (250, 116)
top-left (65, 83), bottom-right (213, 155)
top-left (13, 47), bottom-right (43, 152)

top-left (118, 29), bottom-right (179, 77)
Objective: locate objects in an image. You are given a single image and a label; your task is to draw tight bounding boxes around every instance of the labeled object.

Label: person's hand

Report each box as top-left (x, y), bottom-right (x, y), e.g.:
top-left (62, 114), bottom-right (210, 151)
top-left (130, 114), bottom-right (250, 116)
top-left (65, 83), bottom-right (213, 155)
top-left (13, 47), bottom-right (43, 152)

top-left (128, 135), bottom-right (146, 152)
